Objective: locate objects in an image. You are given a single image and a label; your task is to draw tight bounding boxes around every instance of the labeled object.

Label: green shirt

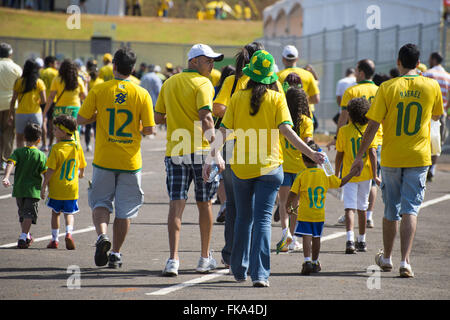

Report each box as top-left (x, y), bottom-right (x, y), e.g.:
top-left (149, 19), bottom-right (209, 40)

top-left (8, 147), bottom-right (47, 199)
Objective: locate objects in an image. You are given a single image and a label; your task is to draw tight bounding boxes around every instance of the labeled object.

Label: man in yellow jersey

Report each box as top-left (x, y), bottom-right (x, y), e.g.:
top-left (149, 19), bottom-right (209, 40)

top-left (332, 59), bottom-right (382, 228)
top-left (351, 44), bottom-right (444, 278)
top-left (277, 45), bottom-right (320, 126)
top-left (77, 47), bottom-right (155, 269)
top-left (98, 53), bottom-right (114, 82)
top-left (155, 44), bottom-right (223, 277)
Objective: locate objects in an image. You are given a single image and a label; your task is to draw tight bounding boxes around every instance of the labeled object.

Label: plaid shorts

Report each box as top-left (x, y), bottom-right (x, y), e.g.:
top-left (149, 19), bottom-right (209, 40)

top-left (164, 153), bottom-right (219, 202)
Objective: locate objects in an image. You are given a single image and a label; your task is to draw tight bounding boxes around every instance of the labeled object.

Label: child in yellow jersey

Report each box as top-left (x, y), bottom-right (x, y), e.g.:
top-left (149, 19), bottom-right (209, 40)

top-left (41, 115), bottom-right (86, 250)
top-left (276, 75), bottom-right (314, 254)
top-left (335, 98), bottom-right (379, 254)
top-left (286, 141), bottom-right (356, 275)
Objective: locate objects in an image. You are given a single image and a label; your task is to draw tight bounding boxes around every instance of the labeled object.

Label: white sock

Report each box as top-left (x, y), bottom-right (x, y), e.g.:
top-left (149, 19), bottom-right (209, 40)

top-left (357, 234), bottom-right (366, 242)
top-left (382, 255), bottom-right (393, 265)
top-left (27, 233), bottom-right (31, 239)
top-left (346, 231), bottom-right (354, 242)
top-left (366, 210), bottom-right (373, 221)
top-left (304, 257), bottom-right (312, 262)
top-left (19, 233), bottom-right (27, 241)
top-left (312, 260), bottom-right (319, 265)
top-left (52, 229), bottom-right (59, 241)
top-left (110, 251), bottom-right (121, 257)
top-left (66, 225), bottom-right (73, 234)
top-left (400, 260), bottom-right (410, 268)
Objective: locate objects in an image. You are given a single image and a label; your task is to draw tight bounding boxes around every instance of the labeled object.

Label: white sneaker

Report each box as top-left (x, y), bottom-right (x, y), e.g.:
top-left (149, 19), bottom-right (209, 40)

top-left (288, 239), bottom-right (302, 251)
top-left (337, 215), bottom-right (346, 225)
top-left (196, 253), bottom-right (217, 273)
top-left (163, 258), bottom-right (179, 277)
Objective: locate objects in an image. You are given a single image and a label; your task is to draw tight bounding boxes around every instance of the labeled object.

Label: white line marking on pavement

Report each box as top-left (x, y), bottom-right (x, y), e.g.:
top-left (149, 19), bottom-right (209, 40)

top-left (146, 269), bottom-right (230, 296)
top-left (421, 194), bottom-right (450, 209)
top-left (0, 194), bottom-right (12, 200)
top-left (146, 231), bottom-right (348, 296)
top-left (0, 226), bottom-right (96, 248)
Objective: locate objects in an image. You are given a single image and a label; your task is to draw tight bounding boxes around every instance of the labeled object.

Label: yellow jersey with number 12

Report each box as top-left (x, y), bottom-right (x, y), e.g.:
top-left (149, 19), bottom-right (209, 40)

top-left (79, 78), bottom-right (155, 172)
top-left (367, 75), bottom-right (443, 167)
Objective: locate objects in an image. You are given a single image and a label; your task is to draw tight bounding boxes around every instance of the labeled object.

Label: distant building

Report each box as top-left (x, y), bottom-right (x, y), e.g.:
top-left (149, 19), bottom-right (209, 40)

top-left (263, 0), bottom-right (443, 38)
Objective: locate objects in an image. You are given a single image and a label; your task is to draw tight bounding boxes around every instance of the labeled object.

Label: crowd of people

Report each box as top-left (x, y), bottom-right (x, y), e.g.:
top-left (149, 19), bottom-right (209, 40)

top-left (0, 38), bottom-right (448, 287)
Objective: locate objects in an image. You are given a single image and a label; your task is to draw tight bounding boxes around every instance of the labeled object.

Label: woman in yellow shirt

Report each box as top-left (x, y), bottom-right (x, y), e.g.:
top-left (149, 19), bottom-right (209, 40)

top-left (203, 50), bottom-right (324, 287)
top-left (9, 59), bottom-right (46, 148)
top-left (43, 59), bottom-right (86, 135)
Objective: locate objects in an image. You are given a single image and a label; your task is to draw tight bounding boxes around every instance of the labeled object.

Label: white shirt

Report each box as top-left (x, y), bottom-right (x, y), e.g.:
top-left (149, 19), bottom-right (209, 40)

top-left (0, 58), bottom-right (22, 111)
top-left (336, 75), bottom-right (356, 97)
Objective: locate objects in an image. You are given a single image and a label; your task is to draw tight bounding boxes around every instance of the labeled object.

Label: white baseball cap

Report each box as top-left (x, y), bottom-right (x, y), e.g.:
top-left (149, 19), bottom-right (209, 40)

top-left (188, 44), bottom-right (224, 62)
top-left (282, 45), bottom-right (299, 60)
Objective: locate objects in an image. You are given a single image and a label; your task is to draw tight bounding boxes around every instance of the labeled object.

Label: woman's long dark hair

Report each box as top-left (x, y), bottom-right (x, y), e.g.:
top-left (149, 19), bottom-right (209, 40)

top-left (286, 86), bottom-right (310, 133)
top-left (20, 59), bottom-right (40, 94)
top-left (216, 65), bottom-right (235, 92)
top-left (58, 59), bottom-right (78, 91)
top-left (246, 79), bottom-right (278, 116)
top-left (235, 42), bottom-right (264, 80)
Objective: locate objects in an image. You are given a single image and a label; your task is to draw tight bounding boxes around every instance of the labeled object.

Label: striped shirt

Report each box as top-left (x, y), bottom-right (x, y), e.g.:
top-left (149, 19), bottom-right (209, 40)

top-left (423, 66), bottom-right (450, 111)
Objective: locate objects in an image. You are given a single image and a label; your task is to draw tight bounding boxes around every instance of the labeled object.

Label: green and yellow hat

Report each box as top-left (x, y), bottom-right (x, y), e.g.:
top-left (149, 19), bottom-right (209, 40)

top-left (242, 50), bottom-right (278, 85)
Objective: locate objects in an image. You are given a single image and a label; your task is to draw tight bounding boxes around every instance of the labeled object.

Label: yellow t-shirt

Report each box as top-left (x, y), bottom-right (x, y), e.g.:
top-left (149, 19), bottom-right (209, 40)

top-left (221, 88), bottom-right (293, 179)
top-left (336, 123), bottom-right (377, 182)
top-left (99, 64), bottom-right (114, 82)
top-left (155, 70), bottom-right (215, 157)
top-left (40, 67), bottom-right (58, 101)
top-left (214, 74), bottom-right (283, 108)
top-left (13, 78), bottom-right (45, 114)
top-left (129, 75), bottom-right (141, 86)
top-left (277, 67), bottom-right (320, 112)
top-left (88, 77), bottom-right (104, 91)
top-left (280, 114), bottom-right (313, 174)
top-left (50, 76), bottom-right (86, 107)
top-left (47, 139), bottom-right (86, 200)
top-left (79, 78), bottom-right (155, 172)
top-left (209, 68), bottom-right (221, 87)
top-left (290, 167), bottom-right (341, 222)
top-left (367, 75), bottom-right (444, 167)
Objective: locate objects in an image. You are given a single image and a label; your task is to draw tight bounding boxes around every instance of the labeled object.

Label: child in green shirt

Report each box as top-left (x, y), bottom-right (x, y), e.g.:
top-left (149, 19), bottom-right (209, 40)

top-left (2, 123), bottom-right (47, 249)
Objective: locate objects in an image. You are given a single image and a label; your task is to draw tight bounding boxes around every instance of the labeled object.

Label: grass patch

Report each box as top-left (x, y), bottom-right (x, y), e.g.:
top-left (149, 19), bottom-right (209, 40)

top-left (0, 8), bottom-right (262, 45)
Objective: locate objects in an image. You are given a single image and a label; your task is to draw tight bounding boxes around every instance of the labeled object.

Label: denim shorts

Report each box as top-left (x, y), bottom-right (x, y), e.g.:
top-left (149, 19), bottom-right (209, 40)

top-left (294, 221), bottom-right (324, 238)
top-left (15, 113), bottom-right (43, 134)
top-left (88, 166), bottom-right (144, 219)
top-left (281, 172), bottom-right (296, 187)
top-left (164, 153), bottom-right (219, 202)
top-left (46, 198), bottom-right (79, 214)
top-left (380, 166), bottom-right (428, 221)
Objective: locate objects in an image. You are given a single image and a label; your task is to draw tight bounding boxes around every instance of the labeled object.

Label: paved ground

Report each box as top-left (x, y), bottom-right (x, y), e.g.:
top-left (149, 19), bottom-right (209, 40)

top-left (1, 130), bottom-right (450, 305)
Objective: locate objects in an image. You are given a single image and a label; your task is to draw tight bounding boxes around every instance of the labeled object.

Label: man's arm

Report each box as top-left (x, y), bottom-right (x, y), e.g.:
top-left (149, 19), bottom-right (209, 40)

top-left (154, 111), bottom-right (166, 125)
top-left (77, 113), bottom-right (96, 125)
top-left (212, 103), bottom-right (227, 118)
top-left (199, 108), bottom-right (215, 144)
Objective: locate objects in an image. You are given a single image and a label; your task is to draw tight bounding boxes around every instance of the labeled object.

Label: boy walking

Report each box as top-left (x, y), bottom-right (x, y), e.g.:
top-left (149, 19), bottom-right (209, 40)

top-left (41, 114), bottom-right (86, 250)
top-left (2, 123), bottom-right (47, 249)
top-left (286, 141), bottom-right (356, 275)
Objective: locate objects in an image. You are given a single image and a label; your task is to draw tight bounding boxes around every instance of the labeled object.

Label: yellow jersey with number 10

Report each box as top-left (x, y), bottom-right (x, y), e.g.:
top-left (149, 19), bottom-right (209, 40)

top-left (79, 78), bottom-right (155, 172)
top-left (367, 75), bottom-right (443, 167)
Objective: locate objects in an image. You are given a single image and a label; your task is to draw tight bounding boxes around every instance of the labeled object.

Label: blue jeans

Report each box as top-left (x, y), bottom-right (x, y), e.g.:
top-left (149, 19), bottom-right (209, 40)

top-left (380, 166), bottom-right (428, 221)
top-left (221, 164), bottom-right (236, 266)
top-left (231, 166), bottom-right (283, 282)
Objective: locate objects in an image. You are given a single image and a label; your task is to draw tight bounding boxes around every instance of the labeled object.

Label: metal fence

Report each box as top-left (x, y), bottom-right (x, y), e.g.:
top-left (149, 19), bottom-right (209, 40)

top-left (258, 22), bottom-right (446, 133)
top-left (0, 21), bottom-right (448, 134)
top-left (0, 36), bottom-right (240, 74)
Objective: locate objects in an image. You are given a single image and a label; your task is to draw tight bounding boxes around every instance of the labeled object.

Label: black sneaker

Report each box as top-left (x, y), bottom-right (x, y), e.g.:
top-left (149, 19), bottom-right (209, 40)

top-left (17, 239), bottom-right (28, 249)
top-left (108, 253), bottom-right (123, 269)
top-left (345, 241), bottom-right (356, 254)
top-left (273, 205), bottom-right (280, 222)
top-left (216, 208), bottom-right (226, 223)
top-left (301, 261), bottom-right (313, 275)
top-left (356, 241), bottom-right (367, 252)
top-left (95, 234), bottom-right (111, 267)
top-left (312, 261), bottom-right (322, 273)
